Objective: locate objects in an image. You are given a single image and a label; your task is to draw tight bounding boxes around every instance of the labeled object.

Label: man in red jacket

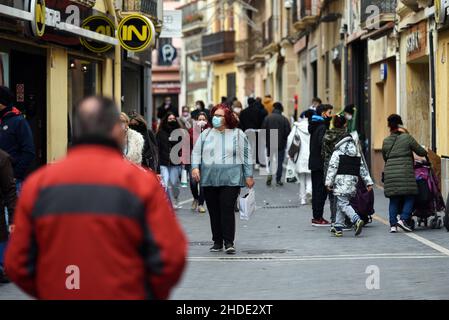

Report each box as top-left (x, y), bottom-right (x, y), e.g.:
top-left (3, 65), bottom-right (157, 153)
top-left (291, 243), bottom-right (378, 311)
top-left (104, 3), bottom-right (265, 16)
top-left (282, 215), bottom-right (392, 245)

top-left (5, 96), bottom-right (187, 300)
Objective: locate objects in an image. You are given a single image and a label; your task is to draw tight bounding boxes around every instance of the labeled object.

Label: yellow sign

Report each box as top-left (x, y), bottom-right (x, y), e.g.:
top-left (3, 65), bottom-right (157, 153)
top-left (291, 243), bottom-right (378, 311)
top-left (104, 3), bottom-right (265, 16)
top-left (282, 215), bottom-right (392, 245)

top-left (31, 0), bottom-right (46, 37)
top-left (117, 15), bottom-right (155, 52)
top-left (80, 15), bottom-right (115, 53)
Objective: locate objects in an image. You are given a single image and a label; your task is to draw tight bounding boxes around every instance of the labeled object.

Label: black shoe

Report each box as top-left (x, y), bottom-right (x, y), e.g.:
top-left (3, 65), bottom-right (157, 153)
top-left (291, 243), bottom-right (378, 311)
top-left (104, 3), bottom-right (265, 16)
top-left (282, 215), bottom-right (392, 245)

top-left (209, 243), bottom-right (223, 252)
top-left (266, 176), bottom-right (272, 186)
top-left (225, 243), bottom-right (236, 254)
top-left (276, 181), bottom-right (284, 187)
top-left (397, 220), bottom-right (413, 232)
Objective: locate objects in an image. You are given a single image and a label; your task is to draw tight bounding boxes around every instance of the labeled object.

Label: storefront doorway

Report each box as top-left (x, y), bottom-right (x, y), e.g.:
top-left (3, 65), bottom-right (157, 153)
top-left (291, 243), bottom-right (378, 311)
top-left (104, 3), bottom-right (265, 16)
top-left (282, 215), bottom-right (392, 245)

top-left (10, 49), bottom-right (46, 172)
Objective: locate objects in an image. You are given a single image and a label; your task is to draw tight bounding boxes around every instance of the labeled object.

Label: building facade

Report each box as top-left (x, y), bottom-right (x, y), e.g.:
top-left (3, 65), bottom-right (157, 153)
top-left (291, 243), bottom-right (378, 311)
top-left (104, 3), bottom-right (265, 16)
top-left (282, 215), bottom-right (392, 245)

top-left (0, 0), bottom-right (162, 166)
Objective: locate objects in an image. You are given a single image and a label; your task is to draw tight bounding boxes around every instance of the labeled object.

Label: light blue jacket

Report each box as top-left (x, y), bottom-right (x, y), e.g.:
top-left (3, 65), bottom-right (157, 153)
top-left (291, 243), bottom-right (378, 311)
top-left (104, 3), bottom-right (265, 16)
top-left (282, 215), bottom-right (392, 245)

top-left (192, 128), bottom-right (253, 187)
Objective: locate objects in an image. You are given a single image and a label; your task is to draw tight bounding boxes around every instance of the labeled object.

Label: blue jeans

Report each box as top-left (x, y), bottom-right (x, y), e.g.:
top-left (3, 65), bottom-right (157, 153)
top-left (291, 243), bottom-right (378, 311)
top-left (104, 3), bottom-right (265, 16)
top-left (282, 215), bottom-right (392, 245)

top-left (389, 195), bottom-right (415, 227)
top-left (267, 149), bottom-right (286, 182)
top-left (160, 165), bottom-right (181, 202)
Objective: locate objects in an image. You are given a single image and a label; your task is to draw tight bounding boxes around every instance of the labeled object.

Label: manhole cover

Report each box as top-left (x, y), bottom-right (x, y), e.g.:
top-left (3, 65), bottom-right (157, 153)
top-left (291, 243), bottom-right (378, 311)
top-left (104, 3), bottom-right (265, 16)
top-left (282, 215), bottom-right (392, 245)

top-left (218, 257), bottom-right (275, 261)
top-left (242, 249), bottom-right (289, 254)
top-left (262, 205), bottom-right (302, 209)
top-left (189, 241), bottom-right (214, 246)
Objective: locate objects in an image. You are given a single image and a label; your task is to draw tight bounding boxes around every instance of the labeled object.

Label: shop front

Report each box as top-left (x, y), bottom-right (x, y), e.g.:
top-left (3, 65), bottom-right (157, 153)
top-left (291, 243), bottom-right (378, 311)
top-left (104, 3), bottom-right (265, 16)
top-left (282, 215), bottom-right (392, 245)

top-left (367, 35), bottom-right (397, 184)
top-left (402, 20), bottom-right (431, 148)
top-left (0, 0), bottom-right (119, 164)
top-left (122, 49), bottom-right (152, 120)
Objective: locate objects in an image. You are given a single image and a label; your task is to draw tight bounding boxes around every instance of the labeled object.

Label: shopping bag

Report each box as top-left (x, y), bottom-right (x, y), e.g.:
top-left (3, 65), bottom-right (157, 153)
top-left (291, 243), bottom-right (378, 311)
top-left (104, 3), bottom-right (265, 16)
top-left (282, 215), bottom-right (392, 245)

top-left (181, 168), bottom-right (188, 188)
top-left (239, 189), bottom-right (256, 221)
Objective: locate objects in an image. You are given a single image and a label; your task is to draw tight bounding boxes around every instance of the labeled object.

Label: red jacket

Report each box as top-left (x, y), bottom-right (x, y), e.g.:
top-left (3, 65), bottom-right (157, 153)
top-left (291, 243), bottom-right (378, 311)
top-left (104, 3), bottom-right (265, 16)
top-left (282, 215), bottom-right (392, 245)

top-left (5, 143), bottom-right (187, 300)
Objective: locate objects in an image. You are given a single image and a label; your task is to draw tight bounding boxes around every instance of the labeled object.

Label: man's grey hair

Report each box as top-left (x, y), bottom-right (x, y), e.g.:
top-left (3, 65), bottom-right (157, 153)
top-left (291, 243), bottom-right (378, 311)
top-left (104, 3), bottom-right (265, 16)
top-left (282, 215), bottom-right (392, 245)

top-left (73, 96), bottom-right (120, 140)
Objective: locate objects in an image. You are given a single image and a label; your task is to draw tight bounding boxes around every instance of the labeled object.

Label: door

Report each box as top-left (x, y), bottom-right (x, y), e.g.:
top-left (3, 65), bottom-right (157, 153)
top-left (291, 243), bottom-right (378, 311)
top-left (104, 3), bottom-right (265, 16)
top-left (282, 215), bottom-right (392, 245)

top-left (10, 50), bottom-right (46, 174)
top-left (226, 72), bottom-right (236, 100)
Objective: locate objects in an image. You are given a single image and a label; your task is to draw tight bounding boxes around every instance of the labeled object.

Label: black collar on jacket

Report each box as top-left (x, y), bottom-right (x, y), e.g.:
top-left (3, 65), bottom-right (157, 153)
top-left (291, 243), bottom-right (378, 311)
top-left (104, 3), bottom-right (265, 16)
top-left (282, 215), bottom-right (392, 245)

top-left (71, 135), bottom-right (121, 152)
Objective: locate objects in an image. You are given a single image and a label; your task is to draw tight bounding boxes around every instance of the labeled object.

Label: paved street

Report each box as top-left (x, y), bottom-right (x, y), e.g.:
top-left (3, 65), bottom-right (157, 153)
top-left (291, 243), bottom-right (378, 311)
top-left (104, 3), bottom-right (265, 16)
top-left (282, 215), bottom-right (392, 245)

top-left (2, 169), bottom-right (449, 300)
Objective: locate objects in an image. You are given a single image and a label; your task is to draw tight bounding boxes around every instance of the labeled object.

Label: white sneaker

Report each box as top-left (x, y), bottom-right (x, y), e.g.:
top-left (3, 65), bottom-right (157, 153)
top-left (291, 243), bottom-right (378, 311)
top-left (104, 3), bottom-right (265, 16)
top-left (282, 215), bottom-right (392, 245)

top-left (173, 199), bottom-right (181, 209)
top-left (300, 199), bottom-right (307, 205)
top-left (390, 226), bottom-right (398, 233)
top-left (397, 220), bottom-right (413, 232)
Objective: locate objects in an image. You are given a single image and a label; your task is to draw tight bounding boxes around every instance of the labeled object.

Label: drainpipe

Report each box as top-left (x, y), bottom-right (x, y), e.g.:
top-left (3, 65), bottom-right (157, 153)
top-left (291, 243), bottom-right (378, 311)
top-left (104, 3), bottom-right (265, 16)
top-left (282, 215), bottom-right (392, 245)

top-left (394, 24), bottom-right (401, 115)
top-left (429, 22), bottom-right (437, 152)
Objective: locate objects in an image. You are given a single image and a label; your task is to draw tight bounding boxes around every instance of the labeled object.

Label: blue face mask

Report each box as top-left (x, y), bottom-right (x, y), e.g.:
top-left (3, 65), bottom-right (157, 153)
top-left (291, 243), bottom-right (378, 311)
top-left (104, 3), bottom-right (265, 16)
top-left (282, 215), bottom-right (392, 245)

top-left (212, 116), bottom-right (222, 128)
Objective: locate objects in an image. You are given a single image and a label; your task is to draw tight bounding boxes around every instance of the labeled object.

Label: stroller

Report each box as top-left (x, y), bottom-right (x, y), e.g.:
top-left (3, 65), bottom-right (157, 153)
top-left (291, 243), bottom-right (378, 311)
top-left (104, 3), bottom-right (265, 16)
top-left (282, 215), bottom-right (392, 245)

top-left (409, 160), bottom-right (445, 229)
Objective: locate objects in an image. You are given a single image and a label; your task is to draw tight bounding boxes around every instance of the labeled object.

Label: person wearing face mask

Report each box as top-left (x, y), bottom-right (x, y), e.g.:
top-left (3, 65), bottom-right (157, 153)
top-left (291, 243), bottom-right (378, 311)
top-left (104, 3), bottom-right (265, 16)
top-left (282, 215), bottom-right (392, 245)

top-left (129, 113), bottom-right (160, 173)
top-left (343, 104), bottom-right (357, 133)
top-left (180, 106), bottom-right (193, 130)
top-left (187, 112), bottom-right (210, 214)
top-left (191, 100), bottom-right (210, 121)
top-left (191, 104), bottom-right (254, 254)
top-left (157, 96), bottom-right (179, 120)
top-left (120, 113), bottom-right (145, 166)
top-left (232, 100), bottom-right (243, 117)
top-left (308, 104), bottom-right (333, 227)
top-left (157, 113), bottom-right (183, 208)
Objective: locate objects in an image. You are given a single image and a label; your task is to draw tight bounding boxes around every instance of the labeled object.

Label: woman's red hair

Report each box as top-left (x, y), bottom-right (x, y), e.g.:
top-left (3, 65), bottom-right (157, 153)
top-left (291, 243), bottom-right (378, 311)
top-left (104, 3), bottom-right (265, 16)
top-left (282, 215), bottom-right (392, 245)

top-left (210, 103), bottom-right (239, 129)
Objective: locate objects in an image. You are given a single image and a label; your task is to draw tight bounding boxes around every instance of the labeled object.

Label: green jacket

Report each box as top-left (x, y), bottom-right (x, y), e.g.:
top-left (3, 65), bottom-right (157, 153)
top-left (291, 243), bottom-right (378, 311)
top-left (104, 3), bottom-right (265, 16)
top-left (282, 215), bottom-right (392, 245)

top-left (322, 128), bottom-right (350, 176)
top-left (382, 132), bottom-right (427, 198)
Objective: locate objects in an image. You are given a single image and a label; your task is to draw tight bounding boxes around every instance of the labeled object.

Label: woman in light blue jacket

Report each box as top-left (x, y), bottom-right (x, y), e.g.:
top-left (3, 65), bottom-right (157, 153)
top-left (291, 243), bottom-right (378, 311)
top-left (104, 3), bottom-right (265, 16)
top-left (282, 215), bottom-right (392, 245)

top-left (192, 104), bottom-right (254, 254)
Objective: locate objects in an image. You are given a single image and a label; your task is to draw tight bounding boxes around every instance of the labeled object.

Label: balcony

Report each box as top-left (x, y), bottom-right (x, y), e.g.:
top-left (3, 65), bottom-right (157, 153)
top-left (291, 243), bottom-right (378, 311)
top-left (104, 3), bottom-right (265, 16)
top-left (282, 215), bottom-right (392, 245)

top-left (399, 0), bottom-right (432, 12)
top-left (201, 31), bottom-right (235, 62)
top-left (122, 0), bottom-right (159, 20)
top-left (182, 1), bottom-right (205, 35)
top-left (293, 0), bottom-right (320, 31)
top-left (235, 31), bottom-right (263, 66)
top-left (69, 0), bottom-right (96, 7)
top-left (361, 0), bottom-right (396, 29)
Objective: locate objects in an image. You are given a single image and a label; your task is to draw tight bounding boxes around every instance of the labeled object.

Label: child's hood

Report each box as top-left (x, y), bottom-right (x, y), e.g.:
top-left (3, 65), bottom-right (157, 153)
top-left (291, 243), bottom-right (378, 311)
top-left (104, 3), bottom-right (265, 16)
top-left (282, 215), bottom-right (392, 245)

top-left (334, 136), bottom-right (358, 157)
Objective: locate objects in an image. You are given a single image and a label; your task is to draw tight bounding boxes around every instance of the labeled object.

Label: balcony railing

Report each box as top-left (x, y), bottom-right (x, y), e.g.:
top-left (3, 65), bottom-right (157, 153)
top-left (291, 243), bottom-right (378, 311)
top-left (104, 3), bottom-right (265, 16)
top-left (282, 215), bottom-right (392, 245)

top-left (123, 0), bottom-right (159, 18)
top-left (235, 31), bottom-right (263, 63)
top-left (293, 0), bottom-right (319, 31)
top-left (361, 0), bottom-right (396, 24)
top-left (201, 31), bottom-right (235, 62)
top-left (182, 1), bottom-right (205, 33)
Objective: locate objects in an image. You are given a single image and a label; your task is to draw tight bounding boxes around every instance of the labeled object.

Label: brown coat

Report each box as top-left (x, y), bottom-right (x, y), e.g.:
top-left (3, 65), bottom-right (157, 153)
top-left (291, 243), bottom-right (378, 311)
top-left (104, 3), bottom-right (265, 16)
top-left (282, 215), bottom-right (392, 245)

top-left (0, 149), bottom-right (17, 242)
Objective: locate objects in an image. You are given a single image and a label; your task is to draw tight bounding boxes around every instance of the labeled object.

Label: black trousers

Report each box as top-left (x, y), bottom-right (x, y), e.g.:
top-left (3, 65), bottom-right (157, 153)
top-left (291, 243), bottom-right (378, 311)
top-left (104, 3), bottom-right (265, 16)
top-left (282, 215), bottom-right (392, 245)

top-left (311, 170), bottom-right (328, 220)
top-left (203, 186), bottom-right (241, 246)
top-left (186, 165), bottom-right (204, 205)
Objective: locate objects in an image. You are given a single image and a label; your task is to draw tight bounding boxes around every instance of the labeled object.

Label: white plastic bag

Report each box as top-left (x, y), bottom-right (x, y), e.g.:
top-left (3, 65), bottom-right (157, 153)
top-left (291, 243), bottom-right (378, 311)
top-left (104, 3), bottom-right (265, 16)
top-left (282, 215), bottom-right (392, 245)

top-left (181, 168), bottom-right (188, 188)
top-left (239, 189), bottom-right (256, 221)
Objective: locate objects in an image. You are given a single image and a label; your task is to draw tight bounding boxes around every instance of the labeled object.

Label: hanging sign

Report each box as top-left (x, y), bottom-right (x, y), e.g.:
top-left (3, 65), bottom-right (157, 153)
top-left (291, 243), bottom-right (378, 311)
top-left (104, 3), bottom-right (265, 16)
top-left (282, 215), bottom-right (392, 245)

top-left (118, 14), bottom-right (155, 52)
top-left (30, 0), bottom-right (46, 37)
top-left (80, 15), bottom-right (115, 53)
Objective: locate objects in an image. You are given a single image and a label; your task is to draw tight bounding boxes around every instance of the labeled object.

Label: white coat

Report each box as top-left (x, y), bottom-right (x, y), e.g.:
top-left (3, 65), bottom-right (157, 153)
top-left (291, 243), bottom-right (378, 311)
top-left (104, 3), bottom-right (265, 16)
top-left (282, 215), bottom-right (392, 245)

top-left (286, 119), bottom-right (311, 174)
top-left (124, 128), bottom-right (144, 165)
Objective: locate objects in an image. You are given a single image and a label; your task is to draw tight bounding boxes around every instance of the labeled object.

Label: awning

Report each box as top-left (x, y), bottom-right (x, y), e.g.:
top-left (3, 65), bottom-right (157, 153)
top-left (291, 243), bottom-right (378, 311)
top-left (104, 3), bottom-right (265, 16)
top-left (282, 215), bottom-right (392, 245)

top-left (0, 3), bottom-right (117, 45)
top-left (361, 22), bottom-right (395, 41)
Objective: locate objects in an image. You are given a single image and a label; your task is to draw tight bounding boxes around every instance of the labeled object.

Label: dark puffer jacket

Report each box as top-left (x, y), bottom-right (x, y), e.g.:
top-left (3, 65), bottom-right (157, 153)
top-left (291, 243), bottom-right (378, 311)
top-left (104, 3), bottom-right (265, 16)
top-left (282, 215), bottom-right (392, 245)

top-left (308, 115), bottom-right (329, 171)
top-left (382, 131), bottom-right (427, 198)
top-left (0, 106), bottom-right (35, 180)
top-left (0, 149), bottom-right (16, 242)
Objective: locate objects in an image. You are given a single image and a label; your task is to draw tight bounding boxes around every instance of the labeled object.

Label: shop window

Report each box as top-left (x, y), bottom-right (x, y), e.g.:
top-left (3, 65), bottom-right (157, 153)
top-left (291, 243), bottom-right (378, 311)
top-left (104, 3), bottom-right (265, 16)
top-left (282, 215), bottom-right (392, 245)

top-left (0, 52), bottom-right (9, 87)
top-left (67, 58), bottom-right (102, 144)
